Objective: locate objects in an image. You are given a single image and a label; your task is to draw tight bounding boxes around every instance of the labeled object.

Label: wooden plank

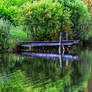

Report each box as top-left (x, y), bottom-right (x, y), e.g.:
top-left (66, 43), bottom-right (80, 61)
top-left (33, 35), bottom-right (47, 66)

top-left (21, 43), bottom-right (59, 46)
top-left (20, 43), bottom-right (73, 47)
top-left (20, 40), bottom-right (79, 44)
top-left (20, 42), bottom-right (76, 47)
top-left (62, 43), bottom-right (73, 45)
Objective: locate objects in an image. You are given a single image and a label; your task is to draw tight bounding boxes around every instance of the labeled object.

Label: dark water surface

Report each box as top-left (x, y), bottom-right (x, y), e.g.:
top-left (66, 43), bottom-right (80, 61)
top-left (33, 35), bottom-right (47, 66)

top-left (0, 47), bottom-right (92, 92)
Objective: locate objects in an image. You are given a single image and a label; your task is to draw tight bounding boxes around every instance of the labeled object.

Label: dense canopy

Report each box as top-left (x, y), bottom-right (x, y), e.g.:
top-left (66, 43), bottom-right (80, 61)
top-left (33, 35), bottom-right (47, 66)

top-left (0, 0), bottom-right (91, 50)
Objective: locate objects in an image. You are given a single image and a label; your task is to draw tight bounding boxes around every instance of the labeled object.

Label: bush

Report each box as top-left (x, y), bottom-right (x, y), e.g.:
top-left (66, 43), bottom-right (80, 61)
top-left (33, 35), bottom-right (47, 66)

top-left (0, 0), bottom-right (39, 24)
top-left (58, 0), bottom-right (90, 40)
top-left (20, 1), bottom-right (72, 41)
top-left (0, 0), bottom-right (90, 41)
top-left (0, 18), bottom-right (10, 50)
top-left (19, 0), bottom-right (90, 40)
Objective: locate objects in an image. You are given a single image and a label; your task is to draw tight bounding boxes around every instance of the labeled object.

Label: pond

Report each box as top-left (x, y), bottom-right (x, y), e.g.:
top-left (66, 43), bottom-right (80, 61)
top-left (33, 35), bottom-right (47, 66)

top-left (0, 46), bottom-right (92, 92)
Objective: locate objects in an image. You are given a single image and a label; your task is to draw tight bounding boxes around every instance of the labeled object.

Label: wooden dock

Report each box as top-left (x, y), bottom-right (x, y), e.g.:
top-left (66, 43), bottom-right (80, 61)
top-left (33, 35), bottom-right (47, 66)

top-left (19, 40), bottom-right (79, 46)
top-left (17, 32), bottom-right (79, 54)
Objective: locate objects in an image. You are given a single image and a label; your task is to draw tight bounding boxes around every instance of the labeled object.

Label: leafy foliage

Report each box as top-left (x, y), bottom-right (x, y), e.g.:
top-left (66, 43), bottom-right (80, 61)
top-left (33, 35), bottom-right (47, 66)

top-left (82, 0), bottom-right (92, 14)
top-left (0, 0), bottom-right (91, 47)
top-left (19, 0), bottom-right (90, 40)
top-left (58, 0), bottom-right (90, 40)
top-left (82, 0), bottom-right (92, 39)
top-left (20, 1), bottom-right (72, 40)
top-left (0, 18), bottom-right (10, 50)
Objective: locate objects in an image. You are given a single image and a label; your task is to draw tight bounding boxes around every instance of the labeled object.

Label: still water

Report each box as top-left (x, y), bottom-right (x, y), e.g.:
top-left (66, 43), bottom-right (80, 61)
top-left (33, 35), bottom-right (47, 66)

top-left (0, 47), bottom-right (92, 92)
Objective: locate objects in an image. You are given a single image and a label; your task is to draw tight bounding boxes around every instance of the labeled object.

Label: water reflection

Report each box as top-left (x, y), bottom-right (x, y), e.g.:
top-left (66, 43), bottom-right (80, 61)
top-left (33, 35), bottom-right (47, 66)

top-left (21, 52), bottom-right (79, 68)
top-left (0, 48), bottom-right (92, 92)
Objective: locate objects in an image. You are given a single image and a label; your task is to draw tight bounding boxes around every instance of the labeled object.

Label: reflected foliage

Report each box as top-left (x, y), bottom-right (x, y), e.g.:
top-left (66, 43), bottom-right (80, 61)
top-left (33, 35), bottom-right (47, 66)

top-left (0, 48), bottom-right (92, 92)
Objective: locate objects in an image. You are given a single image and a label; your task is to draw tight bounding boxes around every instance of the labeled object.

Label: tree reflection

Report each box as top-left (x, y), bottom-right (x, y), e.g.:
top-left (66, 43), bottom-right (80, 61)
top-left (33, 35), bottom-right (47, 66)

top-left (0, 49), bottom-right (92, 92)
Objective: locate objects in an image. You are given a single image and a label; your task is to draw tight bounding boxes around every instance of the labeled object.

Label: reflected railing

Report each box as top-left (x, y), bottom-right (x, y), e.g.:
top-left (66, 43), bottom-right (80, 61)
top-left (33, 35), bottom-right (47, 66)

top-left (21, 52), bottom-right (79, 68)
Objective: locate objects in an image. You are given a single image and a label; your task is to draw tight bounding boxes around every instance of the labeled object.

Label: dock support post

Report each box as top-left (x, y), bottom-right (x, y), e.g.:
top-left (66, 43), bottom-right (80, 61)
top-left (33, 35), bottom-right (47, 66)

top-left (59, 32), bottom-right (62, 54)
top-left (66, 32), bottom-right (69, 52)
top-left (66, 32), bottom-right (68, 40)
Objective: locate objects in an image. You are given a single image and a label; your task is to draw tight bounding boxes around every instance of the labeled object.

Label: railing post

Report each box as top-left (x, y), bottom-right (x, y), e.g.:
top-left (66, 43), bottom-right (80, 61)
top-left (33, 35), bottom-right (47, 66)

top-left (59, 32), bottom-right (62, 54)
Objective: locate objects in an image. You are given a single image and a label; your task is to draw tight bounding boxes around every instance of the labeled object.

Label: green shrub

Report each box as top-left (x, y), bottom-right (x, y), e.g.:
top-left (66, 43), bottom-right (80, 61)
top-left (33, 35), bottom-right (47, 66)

top-left (20, 1), bottom-right (72, 41)
top-left (0, 0), bottom-right (90, 41)
top-left (19, 0), bottom-right (90, 40)
top-left (58, 0), bottom-right (90, 40)
top-left (0, 0), bottom-right (39, 24)
top-left (0, 18), bottom-right (10, 50)
top-left (0, 0), bottom-right (33, 24)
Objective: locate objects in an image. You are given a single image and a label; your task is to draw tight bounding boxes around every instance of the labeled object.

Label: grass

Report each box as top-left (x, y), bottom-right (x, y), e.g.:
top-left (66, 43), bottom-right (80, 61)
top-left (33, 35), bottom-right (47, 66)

top-left (10, 25), bottom-right (28, 39)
